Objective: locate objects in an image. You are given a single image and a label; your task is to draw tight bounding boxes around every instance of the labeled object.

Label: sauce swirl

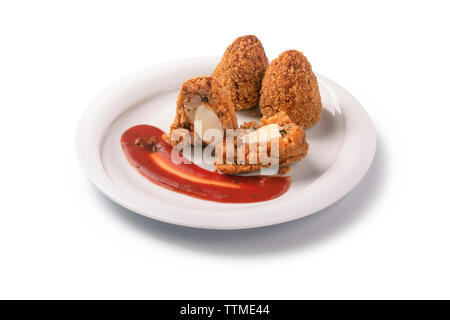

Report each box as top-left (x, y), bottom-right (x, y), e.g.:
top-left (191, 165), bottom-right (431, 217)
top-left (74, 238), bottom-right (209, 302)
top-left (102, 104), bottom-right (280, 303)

top-left (121, 125), bottom-right (290, 203)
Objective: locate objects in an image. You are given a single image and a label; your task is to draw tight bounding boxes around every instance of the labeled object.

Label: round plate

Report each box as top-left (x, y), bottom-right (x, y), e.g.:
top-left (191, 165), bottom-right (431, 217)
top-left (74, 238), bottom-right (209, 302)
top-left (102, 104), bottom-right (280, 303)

top-left (76, 57), bottom-right (376, 230)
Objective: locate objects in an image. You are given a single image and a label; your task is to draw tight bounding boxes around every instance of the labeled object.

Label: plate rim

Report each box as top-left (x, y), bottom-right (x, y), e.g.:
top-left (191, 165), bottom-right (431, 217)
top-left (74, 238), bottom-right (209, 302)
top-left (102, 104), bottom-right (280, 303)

top-left (75, 57), bottom-right (376, 230)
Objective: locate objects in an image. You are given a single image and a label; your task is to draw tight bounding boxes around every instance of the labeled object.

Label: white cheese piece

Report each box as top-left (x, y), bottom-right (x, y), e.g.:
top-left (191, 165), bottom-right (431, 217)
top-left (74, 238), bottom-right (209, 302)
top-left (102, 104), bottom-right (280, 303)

top-left (189, 103), bottom-right (224, 144)
top-left (244, 124), bottom-right (281, 144)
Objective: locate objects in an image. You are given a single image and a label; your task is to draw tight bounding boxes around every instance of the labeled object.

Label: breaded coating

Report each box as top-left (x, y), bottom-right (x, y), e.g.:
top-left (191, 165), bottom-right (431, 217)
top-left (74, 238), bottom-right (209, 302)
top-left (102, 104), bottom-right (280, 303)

top-left (164, 76), bottom-right (238, 147)
top-left (215, 111), bottom-right (309, 174)
top-left (260, 50), bottom-right (322, 129)
top-left (213, 35), bottom-right (269, 111)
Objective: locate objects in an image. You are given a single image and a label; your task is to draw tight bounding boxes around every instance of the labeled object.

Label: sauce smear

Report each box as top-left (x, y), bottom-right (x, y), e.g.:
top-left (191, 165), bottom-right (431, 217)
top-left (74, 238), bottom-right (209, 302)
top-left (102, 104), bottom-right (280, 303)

top-left (121, 125), bottom-right (290, 203)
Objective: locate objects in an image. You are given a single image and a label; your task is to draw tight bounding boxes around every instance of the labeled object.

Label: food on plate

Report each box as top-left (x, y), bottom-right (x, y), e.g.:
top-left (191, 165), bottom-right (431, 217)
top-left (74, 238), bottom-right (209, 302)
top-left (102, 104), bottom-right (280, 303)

top-left (122, 125), bottom-right (290, 203)
top-left (121, 38), bottom-right (324, 203)
top-left (260, 50), bottom-right (322, 129)
top-left (212, 35), bottom-right (269, 111)
top-left (164, 76), bottom-right (238, 147)
top-left (214, 111), bottom-right (309, 174)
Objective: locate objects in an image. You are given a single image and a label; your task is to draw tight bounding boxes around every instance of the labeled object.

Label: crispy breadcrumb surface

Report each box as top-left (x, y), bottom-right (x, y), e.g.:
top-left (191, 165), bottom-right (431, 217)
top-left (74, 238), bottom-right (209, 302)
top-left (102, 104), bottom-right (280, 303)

top-left (213, 35), bottom-right (269, 110)
top-left (215, 111), bottom-right (308, 174)
top-left (164, 76), bottom-right (238, 147)
top-left (260, 50), bottom-right (322, 129)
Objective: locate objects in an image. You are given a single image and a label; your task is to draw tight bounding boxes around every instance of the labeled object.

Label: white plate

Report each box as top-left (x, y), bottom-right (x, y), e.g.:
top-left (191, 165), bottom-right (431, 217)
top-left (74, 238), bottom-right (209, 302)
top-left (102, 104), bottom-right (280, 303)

top-left (76, 57), bottom-right (376, 230)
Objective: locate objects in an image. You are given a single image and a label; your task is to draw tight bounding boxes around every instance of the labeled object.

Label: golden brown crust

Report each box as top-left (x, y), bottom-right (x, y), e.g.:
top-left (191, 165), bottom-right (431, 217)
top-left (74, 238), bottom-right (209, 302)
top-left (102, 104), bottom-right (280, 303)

top-left (278, 165), bottom-right (291, 175)
top-left (261, 111), bottom-right (309, 165)
top-left (213, 35), bottom-right (269, 111)
top-left (260, 50), bottom-right (322, 129)
top-left (214, 111), bottom-right (309, 174)
top-left (164, 76), bottom-right (238, 147)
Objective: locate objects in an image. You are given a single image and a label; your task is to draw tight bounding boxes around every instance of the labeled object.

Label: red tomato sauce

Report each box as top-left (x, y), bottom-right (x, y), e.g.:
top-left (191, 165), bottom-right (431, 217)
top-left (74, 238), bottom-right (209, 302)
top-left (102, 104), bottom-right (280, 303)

top-left (121, 125), bottom-right (290, 203)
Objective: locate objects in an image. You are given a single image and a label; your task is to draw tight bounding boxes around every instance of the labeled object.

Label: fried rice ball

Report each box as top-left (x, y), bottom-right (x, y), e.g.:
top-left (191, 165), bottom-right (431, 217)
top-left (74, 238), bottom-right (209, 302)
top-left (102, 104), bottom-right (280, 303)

top-left (214, 111), bottom-right (309, 174)
top-left (260, 50), bottom-right (322, 129)
top-left (212, 35), bottom-right (269, 111)
top-left (164, 76), bottom-right (238, 147)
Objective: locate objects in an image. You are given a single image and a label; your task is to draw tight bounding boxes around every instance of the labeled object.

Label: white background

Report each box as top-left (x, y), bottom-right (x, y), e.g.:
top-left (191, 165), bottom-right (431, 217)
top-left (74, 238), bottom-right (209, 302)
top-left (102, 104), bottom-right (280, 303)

top-left (1, 0), bottom-right (449, 299)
